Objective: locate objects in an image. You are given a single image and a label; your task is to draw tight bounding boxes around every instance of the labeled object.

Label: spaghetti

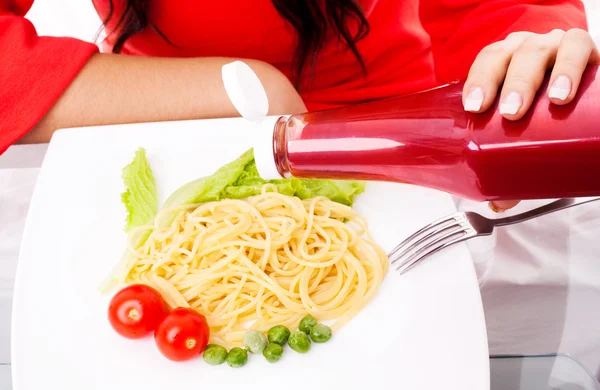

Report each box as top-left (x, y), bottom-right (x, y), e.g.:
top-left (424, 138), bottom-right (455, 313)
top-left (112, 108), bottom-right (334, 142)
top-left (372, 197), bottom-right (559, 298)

top-left (111, 185), bottom-right (388, 348)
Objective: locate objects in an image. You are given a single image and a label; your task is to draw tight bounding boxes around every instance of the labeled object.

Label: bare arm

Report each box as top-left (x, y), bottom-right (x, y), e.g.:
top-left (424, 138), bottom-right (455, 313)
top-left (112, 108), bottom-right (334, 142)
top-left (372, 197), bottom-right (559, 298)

top-left (18, 54), bottom-right (306, 144)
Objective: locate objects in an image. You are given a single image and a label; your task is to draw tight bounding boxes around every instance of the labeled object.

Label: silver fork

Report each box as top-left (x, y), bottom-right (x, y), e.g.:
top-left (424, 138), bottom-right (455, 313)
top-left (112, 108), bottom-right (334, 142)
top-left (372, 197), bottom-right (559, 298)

top-left (390, 197), bottom-right (600, 275)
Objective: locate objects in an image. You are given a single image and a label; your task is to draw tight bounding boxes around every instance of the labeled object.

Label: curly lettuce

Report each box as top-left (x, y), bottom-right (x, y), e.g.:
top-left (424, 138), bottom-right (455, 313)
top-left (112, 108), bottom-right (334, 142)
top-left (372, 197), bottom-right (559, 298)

top-left (121, 148), bottom-right (366, 232)
top-left (163, 149), bottom-right (365, 208)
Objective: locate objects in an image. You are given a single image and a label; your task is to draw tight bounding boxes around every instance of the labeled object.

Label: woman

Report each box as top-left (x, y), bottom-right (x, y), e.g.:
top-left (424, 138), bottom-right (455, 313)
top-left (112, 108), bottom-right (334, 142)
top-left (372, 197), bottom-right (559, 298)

top-left (1, 1), bottom-right (597, 211)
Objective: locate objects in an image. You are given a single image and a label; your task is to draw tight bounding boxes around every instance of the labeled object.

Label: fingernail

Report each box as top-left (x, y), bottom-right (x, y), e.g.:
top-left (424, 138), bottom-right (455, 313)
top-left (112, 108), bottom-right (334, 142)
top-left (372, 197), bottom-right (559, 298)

top-left (488, 202), bottom-right (502, 213)
top-left (464, 87), bottom-right (484, 112)
top-left (499, 92), bottom-right (523, 115)
top-left (549, 75), bottom-right (571, 100)
top-left (489, 200), bottom-right (520, 212)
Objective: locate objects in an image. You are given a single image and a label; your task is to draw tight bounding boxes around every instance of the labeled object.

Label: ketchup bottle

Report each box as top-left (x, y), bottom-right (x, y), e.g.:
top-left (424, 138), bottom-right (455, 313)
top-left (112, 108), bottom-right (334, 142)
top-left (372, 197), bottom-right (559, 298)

top-left (220, 61), bottom-right (600, 202)
top-left (246, 64), bottom-right (600, 202)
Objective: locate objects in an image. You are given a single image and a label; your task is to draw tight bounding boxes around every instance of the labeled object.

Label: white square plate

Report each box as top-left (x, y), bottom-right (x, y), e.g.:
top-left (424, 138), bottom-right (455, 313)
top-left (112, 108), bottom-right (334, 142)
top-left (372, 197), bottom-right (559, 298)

top-left (12, 118), bottom-right (489, 390)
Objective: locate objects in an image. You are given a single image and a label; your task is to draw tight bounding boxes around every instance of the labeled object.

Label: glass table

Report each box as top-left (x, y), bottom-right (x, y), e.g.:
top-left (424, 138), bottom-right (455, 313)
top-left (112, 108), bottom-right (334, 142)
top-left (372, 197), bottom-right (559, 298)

top-left (2, 144), bottom-right (600, 390)
top-left (490, 354), bottom-right (599, 390)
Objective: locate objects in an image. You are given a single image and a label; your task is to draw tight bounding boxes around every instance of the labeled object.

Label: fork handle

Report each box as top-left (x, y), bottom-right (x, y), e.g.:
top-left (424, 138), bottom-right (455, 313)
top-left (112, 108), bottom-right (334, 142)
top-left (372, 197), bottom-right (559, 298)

top-left (492, 197), bottom-right (600, 227)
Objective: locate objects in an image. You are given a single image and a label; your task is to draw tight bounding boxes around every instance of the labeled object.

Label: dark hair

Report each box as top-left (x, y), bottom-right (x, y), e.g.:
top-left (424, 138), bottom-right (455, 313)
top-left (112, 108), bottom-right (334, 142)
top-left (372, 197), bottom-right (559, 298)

top-left (104, 0), bottom-right (369, 85)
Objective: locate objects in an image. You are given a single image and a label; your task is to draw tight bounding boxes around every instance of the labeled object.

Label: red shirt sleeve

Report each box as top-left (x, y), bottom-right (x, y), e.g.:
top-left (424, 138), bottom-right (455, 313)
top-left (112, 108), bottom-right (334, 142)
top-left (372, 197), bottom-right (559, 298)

top-left (0, 1), bottom-right (98, 154)
top-left (420, 0), bottom-right (588, 84)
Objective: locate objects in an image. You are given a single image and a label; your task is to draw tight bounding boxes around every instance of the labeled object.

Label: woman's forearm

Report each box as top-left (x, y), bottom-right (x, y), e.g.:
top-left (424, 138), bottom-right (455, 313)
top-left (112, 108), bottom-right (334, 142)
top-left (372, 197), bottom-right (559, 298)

top-left (18, 54), bottom-right (306, 144)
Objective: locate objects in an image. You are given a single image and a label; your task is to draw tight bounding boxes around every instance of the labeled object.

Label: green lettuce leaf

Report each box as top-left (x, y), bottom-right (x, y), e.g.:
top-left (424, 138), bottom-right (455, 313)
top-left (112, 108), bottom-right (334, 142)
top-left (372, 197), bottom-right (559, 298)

top-left (121, 148), bottom-right (158, 232)
top-left (294, 179), bottom-right (366, 206)
top-left (163, 149), bottom-right (365, 211)
top-left (162, 149), bottom-right (255, 208)
top-left (121, 148), bottom-right (365, 231)
top-left (224, 159), bottom-right (301, 198)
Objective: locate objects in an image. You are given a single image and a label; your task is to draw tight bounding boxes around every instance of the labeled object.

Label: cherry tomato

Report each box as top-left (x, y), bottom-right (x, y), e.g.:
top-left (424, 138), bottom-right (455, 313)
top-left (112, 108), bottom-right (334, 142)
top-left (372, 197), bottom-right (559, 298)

top-left (154, 308), bottom-right (210, 362)
top-left (108, 284), bottom-right (169, 339)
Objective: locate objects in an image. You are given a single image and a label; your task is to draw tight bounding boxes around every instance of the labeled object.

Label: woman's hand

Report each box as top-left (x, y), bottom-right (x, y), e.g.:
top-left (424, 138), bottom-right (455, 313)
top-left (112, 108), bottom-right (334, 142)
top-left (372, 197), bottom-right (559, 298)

top-left (462, 28), bottom-right (599, 212)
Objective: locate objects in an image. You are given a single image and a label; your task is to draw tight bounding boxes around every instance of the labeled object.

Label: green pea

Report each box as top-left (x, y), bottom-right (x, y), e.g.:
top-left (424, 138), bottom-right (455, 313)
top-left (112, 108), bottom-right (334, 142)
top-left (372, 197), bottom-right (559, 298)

top-left (263, 343), bottom-right (284, 363)
top-left (310, 324), bottom-right (332, 343)
top-left (203, 344), bottom-right (228, 365)
top-left (299, 315), bottom-right (318, 334)
top-left (226, 347), bottom-right (248, 368)
top-left (267, 325), bottom-right (291, 345)
top-left (243, 330), bottom-right (268, 354)
top-left (288, 330), bottom-right (311, 353)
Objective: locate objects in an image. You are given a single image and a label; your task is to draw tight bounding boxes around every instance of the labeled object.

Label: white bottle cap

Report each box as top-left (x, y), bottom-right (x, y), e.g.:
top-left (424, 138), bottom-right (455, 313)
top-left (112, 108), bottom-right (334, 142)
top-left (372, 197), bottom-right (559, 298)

top-left (222, 60), bottom-right (285, 180)
top-left (221, 61), bottom-right (269, 121)
top-left (253, 116), bottom-right (285, 180)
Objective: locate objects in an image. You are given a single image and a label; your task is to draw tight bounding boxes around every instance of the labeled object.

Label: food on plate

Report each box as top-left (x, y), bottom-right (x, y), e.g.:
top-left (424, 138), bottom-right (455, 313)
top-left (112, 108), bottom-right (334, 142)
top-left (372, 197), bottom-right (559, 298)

top-left (226, 347), bottom-right (249, 368)
top-left (116, 187), bottom-right (386, 348)
top-left (154, 308), bottom-right (210, 362)
top-left (309, 324), bottom-right (333, 343)
top-left (243, 330), bottom-right (268, 354)
top-left (105, 148), bottom-right (388, 365)
top-left (288, 330), bottom-right (311, 353)
top-left (108, 284), bottom-right (168, 339)
top-left (202, 344), bottom-right (228, 365)
top-left (267, 325), bottom-right (291, 345)
top-left (109, 148), bottom-right (366, 244)
top-left (263, 343), bottom-right (284, 363)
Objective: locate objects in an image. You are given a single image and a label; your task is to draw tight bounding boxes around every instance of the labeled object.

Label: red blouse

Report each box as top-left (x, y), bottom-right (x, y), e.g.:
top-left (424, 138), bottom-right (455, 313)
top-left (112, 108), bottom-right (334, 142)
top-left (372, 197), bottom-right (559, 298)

top-left (0, 0), bottom-right (588, 154)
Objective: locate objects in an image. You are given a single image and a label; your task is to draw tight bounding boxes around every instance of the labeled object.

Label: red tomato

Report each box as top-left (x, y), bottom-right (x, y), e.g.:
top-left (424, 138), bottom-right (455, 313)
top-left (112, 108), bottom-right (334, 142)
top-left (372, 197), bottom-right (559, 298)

top-left (108, 284), bottom-right (169, 339)
top-left (154, 308), bottom-right (210, 362)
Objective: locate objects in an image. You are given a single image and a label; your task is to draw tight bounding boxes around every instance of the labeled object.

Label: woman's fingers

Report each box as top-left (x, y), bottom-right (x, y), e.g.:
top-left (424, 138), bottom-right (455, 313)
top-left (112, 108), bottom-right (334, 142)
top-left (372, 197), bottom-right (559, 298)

top-left (547, 28), bottom-right (599, 105)
top-left (465, 29), bottom-right (599, 118)
top-left (489, 200), bottom-right (520, 213)
top-left (463, 32), bottom-right (530, 113)
top-left (497, 29), bottom-right (565, 120)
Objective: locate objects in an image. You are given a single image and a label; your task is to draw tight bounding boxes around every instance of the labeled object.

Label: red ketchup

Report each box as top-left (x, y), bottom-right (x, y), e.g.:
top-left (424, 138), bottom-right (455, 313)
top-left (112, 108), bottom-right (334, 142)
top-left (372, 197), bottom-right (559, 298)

top-left (253, 65), bottom-right (600, 202)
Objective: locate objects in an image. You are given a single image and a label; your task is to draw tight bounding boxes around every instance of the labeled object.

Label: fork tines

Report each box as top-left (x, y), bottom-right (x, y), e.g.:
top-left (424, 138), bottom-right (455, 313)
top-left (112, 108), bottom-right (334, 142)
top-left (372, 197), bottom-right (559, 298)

top-left (389, 212), bottom-right (475, 274)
